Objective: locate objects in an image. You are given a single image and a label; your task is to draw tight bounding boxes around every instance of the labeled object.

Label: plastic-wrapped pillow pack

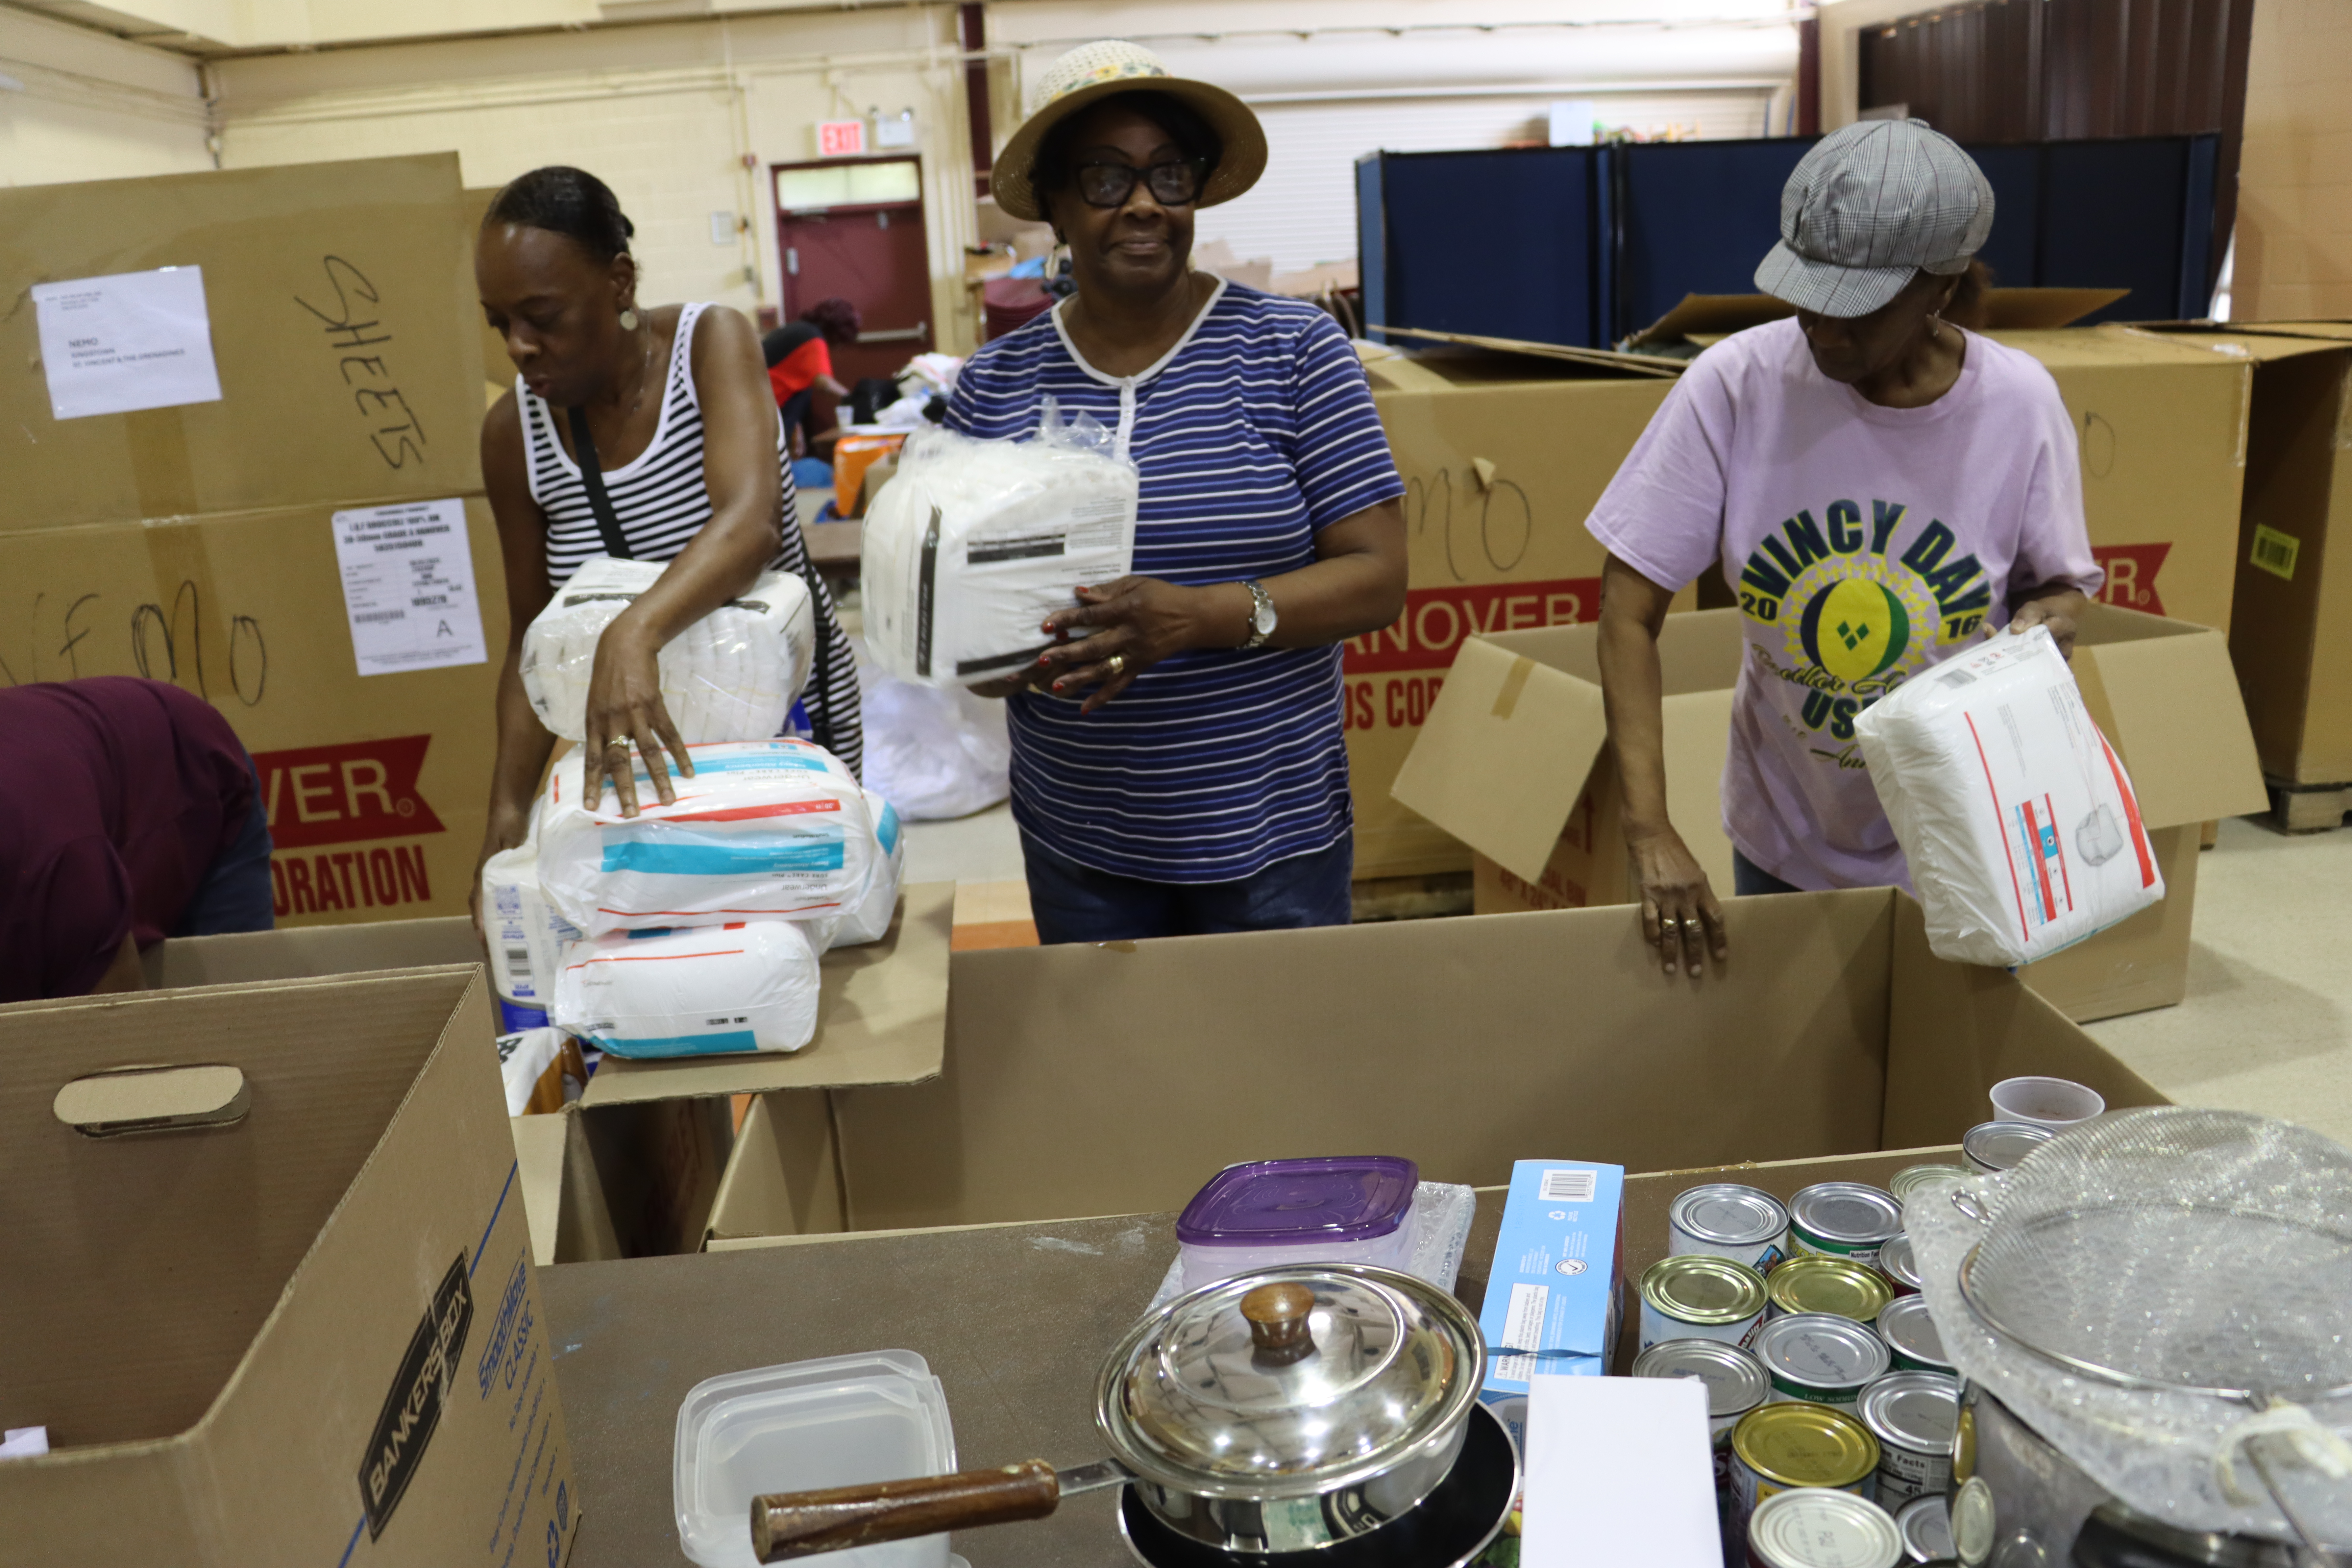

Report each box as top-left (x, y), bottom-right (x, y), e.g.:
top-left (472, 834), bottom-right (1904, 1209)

top-left (828, 790), bottom-right (905, 949)
top-left (519, 556), bottom-right (814, 743)
top-left (551, 921), bottom-right (821, 1057)
top-left (1854, 625), bottom-right (2165, 966)
top-left (861, 414), bottom-right (1140, 687)
top-left (536, 738), bottom-right (874, 938)
top-left (479, 809), bottom-right (585, 1010)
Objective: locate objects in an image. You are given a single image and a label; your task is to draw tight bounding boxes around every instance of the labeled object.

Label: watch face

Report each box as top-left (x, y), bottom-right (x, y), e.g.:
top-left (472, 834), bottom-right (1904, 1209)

top-left (1254, 601), bottom-right (1277, 633)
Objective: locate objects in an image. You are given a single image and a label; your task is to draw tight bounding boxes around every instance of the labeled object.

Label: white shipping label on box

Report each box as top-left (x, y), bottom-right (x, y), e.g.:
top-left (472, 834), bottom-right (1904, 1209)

top-left (1521, 1374), bottom-right (1719, 1568)
top-left (31, 266), bottom-right (225, 421)
top-left (333, 498), bottom-right (489, 675)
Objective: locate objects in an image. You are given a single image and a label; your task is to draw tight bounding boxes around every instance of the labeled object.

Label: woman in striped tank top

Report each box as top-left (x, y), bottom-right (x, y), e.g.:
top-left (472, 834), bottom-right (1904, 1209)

top-left (469, 167), bottom-right (861, 907)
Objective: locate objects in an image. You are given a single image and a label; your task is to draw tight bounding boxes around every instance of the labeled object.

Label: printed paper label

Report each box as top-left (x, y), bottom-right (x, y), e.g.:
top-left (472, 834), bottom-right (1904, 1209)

top-left (332, 498), bottom-right (489, 675)
top-left (31, 265), bottom-right (225, 421)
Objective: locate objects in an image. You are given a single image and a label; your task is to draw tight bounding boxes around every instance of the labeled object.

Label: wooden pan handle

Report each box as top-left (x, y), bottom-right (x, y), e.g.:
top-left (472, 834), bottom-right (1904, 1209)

top-left (751, 1461), bottom-right (1061, 1562)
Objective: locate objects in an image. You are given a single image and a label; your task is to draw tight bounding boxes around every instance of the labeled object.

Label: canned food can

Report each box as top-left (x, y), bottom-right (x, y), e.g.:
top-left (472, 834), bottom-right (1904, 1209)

top-left (1640, 1254), bottom-right (1768, 1352)
top-left (1875, 1294), bottom-right (1956, 1375)
top-left (1876, 1234), bottom-right (1923, 1295)
top-left (1858, 1369), bottom-right (1960, 1510)
top-left (1765, 1254), bottom-right (1894, 1325)
top-left (1632, 1338), bottom-right (1769, 1555)
top-left (1788, 1182), bottom-right (1905, 1268)
top-left (1747, 1485), bottom-right (1903, 1568)
top-left (1669, 1182), bottom-right (1791, 1272)
top-left (1961, 1120), bottom-right (2053, 1173)
top-left (1888, 1163), bottom-right (1973, 1205)
top-left (1754, 1312), bottom-right (1891, 1407)
top-left (1727, 1400), bottom-right (1880, 1551)
top-left (1896, 1493), bottom-right (1955, 1563)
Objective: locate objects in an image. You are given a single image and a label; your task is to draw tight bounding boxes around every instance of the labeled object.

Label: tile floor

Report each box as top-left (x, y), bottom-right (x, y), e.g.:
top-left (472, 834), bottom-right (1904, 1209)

top-left (903, 807), bottom-right (2352, 1145)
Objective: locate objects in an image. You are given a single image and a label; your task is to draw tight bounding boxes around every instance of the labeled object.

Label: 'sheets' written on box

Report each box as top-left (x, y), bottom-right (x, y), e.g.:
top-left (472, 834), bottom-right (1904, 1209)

top-left (30, 265), bottom-right (225, 420)
top-left (332, 498), bottom-right (489, 675)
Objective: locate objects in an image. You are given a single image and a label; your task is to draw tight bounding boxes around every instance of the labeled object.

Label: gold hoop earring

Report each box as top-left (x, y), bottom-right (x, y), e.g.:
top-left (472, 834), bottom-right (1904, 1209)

top-left (619, 308), bottom-right (640, 330)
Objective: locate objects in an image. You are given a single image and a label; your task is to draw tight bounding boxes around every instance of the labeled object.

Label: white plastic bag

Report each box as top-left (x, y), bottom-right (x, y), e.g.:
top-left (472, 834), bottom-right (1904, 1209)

top-left (495, 1026), bottom-right (564, 1114)
top-left (520, 557), bottom-right (814, 743)
top-left (1854, 626), bottom-right (2165, 966)
top-left (828, 790), bottom-right (905, 948)
top-left (855, 638), bottom-right (1011, 819)
top-left (551, 920), bottom-right (821, 1057)
top-left (536, 738), bottom-right (873, 938)
top-left (860, 411), bottom-right (1139, 687)
top-left (480, 805), bottom-right (585, 1008)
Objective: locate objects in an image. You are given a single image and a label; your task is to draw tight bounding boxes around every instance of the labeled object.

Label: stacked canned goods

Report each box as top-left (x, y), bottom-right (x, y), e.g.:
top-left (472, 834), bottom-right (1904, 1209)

top-left (1961, 1119), bottom-right (2051, 1172)
top-left (1725, 1399), bottom-right (1881, 1552)
top-left (1858, 1369), bottom-right (1960, 1510)
top-left (1765, 1254), bottom-right (1892, 1324)
top-left (1747, 1486), bottom-right (1904, 1568)
top-left (1639, 1255), bottom-right (1769, 1352)
top-left (1630, 1337), bottom-right (1770, 1561)
top-left (1669, 1183), bottom-right (1791, 1272)
top-left (1787, 1182), bottom-right (1905, 1270)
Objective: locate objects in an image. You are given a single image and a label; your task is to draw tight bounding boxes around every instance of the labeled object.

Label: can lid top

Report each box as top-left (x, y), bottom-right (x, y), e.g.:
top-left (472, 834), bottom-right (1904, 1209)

top-left (1790, 1182), bottom-right (1905, 1244)
top-left (1642, 1254), bottom-right (1768, 1324)
top-left (1755, 1312), bottom-right (1891, 1387)
top-left (1631, 1338), bottom-right (1770, 1415)
top-left (1897, 1494), bottom-right (1955, 1561)
top-left (1860, 1369), bottom-right (1960, 1453)
top-left (1671, 1182), bottom-right (1789, 1246)
top-left (1876, 1294), bottom-right (1952, 1366)
top-left (1962, 1120), bottom-right (2053, 1171)
top-left (1768, 1254), bottom-right (1894, 1323)
top-left (1888, 1163), bottom-right (1973, 1203)
top-left (1749, 1487), bottom-right (1903, 1568)
top-left (1877, 1233), bottom-right (1923, 1289)
top-left (1732, 1400), bottom-right (1881, 1488)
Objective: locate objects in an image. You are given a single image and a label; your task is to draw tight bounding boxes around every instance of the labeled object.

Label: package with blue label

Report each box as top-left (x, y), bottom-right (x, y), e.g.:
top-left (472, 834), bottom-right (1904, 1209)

top-left (552, 919), bottom-right (822, 1057)
top-left (537, 738), bottom-right (875, 938)
top-left (1477, 1159), bottom-right (1626, 1453)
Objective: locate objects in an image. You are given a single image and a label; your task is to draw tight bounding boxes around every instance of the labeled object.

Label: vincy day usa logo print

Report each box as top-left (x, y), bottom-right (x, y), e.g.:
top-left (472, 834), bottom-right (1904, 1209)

top-left (1735, 498), bottom-right (1993, 760)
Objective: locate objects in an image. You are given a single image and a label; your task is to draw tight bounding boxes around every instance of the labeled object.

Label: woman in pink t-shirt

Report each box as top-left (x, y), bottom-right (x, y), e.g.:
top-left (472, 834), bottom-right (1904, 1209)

top-left (1589, 120), bottom-right (2102, 977)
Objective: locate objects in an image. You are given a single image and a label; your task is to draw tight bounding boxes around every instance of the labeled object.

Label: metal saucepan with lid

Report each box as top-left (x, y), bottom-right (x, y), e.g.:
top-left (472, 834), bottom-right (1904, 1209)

top-left (746, 1264), bottom-right (1507, 1563)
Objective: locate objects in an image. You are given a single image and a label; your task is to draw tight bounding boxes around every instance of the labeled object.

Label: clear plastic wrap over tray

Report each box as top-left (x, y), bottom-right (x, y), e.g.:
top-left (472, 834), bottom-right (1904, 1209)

top-left (521, 556), bottom-right (815, 743)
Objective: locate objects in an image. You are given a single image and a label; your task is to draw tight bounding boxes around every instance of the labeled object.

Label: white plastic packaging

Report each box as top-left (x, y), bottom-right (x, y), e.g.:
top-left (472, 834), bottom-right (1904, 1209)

top-left (828, 790), bottom-right (905, 949)
top-left (853, 642), bottom-right (1011, 820)
top-left (495, 1026), bottom-right (563, 1114)
top-left (552, 920), bottom-right (822, 1058)
top-left (537, 738), bottom-right (874, 938)
top-left (480, 810), bottom-right (585, 1008)
top-left (1854, 626), bottom-right (2165, 966)
top-left (860, 414), bottom-right (1139, 688)
top-left (520, 556), bottom-right (815, 743)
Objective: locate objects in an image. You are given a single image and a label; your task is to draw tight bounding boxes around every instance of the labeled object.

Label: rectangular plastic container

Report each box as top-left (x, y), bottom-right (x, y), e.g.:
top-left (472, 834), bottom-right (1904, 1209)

top-left (1175, 1155), bottom-right (1419, 1295)
top-left (673, 1349), bottom-right (956, 1568)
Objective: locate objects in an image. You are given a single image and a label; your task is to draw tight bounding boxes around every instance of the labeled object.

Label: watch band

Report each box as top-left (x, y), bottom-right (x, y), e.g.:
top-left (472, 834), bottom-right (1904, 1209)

top-left (1240, 580), bottom-right (1276, 650)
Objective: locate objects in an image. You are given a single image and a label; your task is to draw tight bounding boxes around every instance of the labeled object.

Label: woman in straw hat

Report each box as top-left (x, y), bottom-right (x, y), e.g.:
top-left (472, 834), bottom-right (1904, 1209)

top-left (1588, 119), bottom-right (2100, 977)
top-left (949, 41), bottom-right (1408, 945)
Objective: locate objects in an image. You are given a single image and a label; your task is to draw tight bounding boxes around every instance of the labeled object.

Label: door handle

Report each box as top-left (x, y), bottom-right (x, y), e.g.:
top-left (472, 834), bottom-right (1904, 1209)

top-left (857, 323), bottom-right (929, 343)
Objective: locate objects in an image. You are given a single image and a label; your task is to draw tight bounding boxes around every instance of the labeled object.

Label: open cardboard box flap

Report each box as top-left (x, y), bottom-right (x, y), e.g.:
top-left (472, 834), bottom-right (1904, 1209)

top-left (2068, 603), bottom-right (2270, 826)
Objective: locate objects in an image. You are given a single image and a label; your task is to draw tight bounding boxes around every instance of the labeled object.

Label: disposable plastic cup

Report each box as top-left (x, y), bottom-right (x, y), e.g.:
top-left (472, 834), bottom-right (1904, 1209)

top-left (1988, 1076), bottom-right (2105, 1130)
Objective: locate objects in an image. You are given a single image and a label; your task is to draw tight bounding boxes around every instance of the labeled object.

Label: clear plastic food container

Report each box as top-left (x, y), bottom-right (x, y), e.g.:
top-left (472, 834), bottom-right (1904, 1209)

top-left (673, 1349), bottom-right (957, 1568)
top-left (1175, 1155), bottom-right (1419, 1295)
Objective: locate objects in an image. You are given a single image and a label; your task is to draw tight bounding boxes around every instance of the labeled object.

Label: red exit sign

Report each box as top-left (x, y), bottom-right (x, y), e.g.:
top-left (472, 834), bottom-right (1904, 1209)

top-left (816, 120), bottom-right (865, 157)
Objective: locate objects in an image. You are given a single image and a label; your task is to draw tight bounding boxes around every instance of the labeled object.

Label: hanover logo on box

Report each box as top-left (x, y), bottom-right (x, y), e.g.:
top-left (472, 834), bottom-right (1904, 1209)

top-left (358, 1253), bottom-right (473, 1539)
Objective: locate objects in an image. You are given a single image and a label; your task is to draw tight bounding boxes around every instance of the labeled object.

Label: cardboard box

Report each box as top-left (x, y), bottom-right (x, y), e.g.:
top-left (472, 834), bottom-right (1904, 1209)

top-left (1394, 604), bottom-right (2265, 1023)
top-left (800, 887), bottom-right (2164, 1236)
top-left (0, 154), bottom-right (485, 531)
top-left (0, 498), bottom-right (508, 927)
top-left (0, 965), bottom-right (581, 1565)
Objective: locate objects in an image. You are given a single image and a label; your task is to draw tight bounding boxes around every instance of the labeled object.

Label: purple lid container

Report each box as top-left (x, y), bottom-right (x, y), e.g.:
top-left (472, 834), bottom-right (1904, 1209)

top-left (1175, 1156), bottom-right (1419, 1248)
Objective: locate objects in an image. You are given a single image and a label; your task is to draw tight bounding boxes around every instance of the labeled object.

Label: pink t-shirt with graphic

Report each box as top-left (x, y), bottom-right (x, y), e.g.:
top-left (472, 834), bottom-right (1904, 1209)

top-left (1587, 317), bottom-right (2102, 891)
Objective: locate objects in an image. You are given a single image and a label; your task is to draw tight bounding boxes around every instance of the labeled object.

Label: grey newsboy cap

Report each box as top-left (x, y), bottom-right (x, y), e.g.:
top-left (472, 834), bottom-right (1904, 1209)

top-left (1755, 118), bottom-right (1995, 319)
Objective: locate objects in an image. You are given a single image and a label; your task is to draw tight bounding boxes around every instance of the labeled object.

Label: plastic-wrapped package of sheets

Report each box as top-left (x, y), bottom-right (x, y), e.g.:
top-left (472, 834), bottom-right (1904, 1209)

top-left (551, 920), bottom-right (821, 1057)
top-left (479, 803), bottom-right (585, 1008)
top-left (827, 790), bottom-right (904, 949)
top-left (519, 557), bottom-right (814, 742)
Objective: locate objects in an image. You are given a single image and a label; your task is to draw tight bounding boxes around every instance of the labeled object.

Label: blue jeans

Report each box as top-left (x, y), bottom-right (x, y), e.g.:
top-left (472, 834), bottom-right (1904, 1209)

top-left (171, 755), bottom-right (276, 937)
top-left (1732, 849), bottom-right (1802, 898)
top-left (1022, 832), bottom-right (1354, 945)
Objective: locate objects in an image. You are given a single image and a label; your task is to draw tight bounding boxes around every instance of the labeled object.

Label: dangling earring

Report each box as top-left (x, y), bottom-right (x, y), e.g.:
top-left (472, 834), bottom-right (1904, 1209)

top-left (619, 307), bottom-right (640, 330)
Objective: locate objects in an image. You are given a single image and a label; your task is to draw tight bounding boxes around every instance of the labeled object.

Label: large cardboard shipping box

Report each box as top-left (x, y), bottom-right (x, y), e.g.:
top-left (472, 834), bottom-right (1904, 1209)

top-left (1392, 605), bottom-right (2265, 1023)
top-left (0, 498), bottom-right (508, 926)
top-left (0, 154), bottom-right (485, 531)
top-left (0, 966), bottom-right (580, 1566)
top-left (799, 888), bottom-right (2163, 1235)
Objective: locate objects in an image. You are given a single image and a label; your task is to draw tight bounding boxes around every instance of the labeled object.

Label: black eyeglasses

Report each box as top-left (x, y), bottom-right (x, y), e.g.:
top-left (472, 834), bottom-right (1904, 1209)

top-left (1073, 159), bottom-right (1209, 210)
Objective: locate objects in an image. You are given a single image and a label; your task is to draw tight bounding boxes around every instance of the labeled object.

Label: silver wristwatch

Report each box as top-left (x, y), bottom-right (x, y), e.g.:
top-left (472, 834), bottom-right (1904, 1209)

top-left (1240, 580), bottom-right (1277, 650)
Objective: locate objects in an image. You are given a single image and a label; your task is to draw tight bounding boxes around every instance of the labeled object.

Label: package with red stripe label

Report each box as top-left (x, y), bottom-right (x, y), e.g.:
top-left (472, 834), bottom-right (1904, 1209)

top-left (1854, 625), bottom-right (2164, 967)
top-left (552, 920), bottom-right (822, 1057)
top-left (537, 738), bottom-right (875, 938)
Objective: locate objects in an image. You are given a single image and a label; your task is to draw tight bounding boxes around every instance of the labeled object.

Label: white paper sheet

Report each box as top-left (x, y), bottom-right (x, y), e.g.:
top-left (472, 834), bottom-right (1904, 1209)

top-left (31, 266), bottom-right (225, 421)
top-left (1520, 1373), bottom-right (1719, 1568)
top-left (332, 498), bottom-right (490, 676)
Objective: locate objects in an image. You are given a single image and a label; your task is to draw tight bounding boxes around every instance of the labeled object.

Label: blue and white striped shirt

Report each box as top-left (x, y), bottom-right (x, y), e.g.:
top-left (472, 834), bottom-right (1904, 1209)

top-left (946, 280), bottom-right (1405, 882)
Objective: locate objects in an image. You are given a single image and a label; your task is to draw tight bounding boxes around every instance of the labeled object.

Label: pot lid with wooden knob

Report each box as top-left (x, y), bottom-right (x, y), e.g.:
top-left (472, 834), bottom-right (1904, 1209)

top-left (1094, 1264), bottom-right (1484, 1501)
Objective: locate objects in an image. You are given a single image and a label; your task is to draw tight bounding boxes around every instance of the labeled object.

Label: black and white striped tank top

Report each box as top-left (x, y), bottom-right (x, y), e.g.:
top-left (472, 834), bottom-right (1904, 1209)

top-left (518, 301), bottom-right (861, 777)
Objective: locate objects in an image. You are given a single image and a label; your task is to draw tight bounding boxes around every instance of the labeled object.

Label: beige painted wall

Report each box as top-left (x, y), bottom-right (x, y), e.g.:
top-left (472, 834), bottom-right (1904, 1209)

top-left (0, 9), bottom-right (213, 187)
top-left (2233, 0), bottom-right (2352, 322)
top-left (212, 7), bottom-right (984, 352)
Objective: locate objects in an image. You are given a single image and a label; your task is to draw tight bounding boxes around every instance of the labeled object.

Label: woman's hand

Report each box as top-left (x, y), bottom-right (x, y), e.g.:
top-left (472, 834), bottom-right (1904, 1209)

top-left (1628, 825), bottom-right (1727, 978)
top-left (470, 803), bottom-right (532, 942)
top-left (2007, 588), bottom-right (2088, 660)
top-left (1035, 577), bottom-right (1244, 715)
top-left (584, 617), bottom-right (693, 815)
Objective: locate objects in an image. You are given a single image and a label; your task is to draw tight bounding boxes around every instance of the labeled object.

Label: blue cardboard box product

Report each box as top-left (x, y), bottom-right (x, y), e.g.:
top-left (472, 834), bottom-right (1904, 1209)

top-left (1476, 1159), bottom-right (1627, 1453)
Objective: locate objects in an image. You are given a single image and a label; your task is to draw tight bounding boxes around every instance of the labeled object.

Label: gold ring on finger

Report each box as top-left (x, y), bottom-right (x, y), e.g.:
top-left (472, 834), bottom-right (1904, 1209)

top-left (1104, 652), bottom-right (1127, 678)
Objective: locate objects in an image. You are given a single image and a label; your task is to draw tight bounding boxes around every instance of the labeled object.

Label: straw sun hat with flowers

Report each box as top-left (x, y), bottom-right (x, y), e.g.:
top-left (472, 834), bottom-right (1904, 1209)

top-left (989, 40), bottom-right (1268, 223)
